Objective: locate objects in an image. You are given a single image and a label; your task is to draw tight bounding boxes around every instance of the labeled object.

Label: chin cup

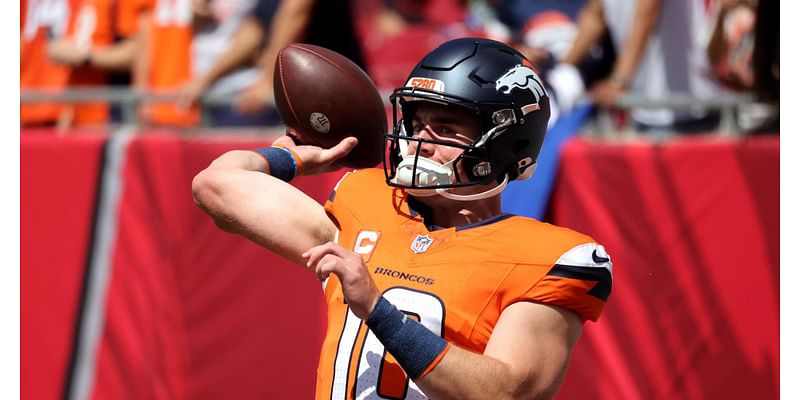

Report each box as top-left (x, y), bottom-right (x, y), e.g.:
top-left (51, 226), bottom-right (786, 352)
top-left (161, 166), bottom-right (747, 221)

top-left (392, 154), bottom-right (510, 202)
top-left (393, 155), bottom-right (456, 188)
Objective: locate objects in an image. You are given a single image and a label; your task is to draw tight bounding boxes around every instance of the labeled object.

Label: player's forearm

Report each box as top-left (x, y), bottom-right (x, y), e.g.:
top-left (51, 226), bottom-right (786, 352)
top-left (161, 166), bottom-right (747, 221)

top-left (611, 0), bottom-right (663, 83)
top-left (365, 297), bottom-right (564, 399)
top-left (192, 150), bottom-right (335, 267)
top-left (415, 346), bottom-right (545, 400)
top-left (562, 0), bottom-right (606, 65)
top-left (88, 39), bottom-right (137, 71)
top-left (200, 17), bottom-right (264, 87)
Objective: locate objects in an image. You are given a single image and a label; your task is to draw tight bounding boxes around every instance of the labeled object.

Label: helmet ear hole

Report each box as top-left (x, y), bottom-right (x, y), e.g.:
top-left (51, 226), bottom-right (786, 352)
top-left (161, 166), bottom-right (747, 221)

top-left (504, 139), bottom-right (533, 180)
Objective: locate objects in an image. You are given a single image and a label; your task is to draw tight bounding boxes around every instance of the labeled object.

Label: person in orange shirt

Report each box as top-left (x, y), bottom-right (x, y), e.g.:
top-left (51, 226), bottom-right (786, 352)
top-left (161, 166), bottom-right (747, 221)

top-left (21, 0), bottom-right (83, 126)
top-left (176, 0), bottom-right (365, 126)
top-left (192, 38), bottom-right (613, 399)
top-left (135, 0), bottom-right (198, 127)
top-left (23, 0), bottom-right (154, 127)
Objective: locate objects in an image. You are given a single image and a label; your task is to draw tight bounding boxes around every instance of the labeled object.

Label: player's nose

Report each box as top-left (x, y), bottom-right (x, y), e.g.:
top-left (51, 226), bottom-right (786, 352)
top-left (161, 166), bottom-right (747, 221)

top-left (408, 127), bottom-right (436, 158)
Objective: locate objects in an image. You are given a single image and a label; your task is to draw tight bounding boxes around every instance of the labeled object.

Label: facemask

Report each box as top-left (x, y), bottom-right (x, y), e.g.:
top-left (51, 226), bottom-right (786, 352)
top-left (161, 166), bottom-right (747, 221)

top-left (392, 153), bottom-right (511, 201)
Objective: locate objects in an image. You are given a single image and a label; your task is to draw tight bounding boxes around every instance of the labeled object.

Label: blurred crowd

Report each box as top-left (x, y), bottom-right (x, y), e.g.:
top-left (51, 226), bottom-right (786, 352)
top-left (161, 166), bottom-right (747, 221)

top-left (20, 0), bottom-right (779, 134)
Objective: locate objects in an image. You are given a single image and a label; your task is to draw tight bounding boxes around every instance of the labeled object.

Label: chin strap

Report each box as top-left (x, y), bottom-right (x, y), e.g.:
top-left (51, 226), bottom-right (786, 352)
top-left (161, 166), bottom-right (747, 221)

top-left (435, 174), bottom-right (509, 201)
top-left (405, 173), bottom-right (510, 201)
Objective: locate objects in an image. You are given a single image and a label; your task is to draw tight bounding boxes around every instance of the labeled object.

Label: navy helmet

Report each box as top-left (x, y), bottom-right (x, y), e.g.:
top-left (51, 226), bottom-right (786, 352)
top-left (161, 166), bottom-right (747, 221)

top-left (384, 37), bottom-right (551, 198)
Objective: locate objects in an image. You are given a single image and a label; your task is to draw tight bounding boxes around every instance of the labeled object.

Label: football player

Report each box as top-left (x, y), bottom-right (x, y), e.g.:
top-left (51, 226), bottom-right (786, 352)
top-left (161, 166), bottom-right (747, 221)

top-left (192, 37), bottom-right (613, 399)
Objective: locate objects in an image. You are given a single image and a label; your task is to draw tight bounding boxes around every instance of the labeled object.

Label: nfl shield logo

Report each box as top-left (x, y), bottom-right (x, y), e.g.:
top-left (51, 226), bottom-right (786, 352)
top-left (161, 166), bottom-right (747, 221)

top-left (411, 234), bottom-right (434, 254)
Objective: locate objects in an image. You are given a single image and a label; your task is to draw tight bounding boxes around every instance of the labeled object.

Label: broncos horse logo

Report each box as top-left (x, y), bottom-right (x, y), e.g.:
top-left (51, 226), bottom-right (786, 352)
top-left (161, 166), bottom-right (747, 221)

top-left (495, 65), bottom-right (546, 108)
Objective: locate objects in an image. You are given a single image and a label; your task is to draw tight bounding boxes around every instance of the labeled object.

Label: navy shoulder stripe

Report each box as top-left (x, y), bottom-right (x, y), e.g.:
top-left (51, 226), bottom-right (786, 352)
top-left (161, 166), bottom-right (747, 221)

top-left (549, 264), bottom-right (612, 302)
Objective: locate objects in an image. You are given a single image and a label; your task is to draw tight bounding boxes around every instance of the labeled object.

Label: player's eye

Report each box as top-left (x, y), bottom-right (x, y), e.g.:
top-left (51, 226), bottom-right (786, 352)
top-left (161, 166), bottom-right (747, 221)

top-left (436, 125), bottom-right (456, 135)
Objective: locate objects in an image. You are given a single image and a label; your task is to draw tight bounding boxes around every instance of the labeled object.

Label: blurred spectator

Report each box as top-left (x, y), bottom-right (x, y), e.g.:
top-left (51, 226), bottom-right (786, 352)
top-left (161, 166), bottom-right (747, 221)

top-left (356, 0), bottom-right (602, 125)
top-left (456, 0), bottom-right (614, 116)
top-left (708, 0), bottom-right (756, 91)
top-left (182, 0), bottom-right (269, 126)
top-left (176, 0), bottom-right (364, 126)
top-left (22, 0), bottom-right (74, 127)
top-left (707, 0), bottom-right (778, 133)
top-left (43, 0), bottom-right (153, 125)
top-left (352, 0), bottom-right (472, 90)
top-left (240, 0), bottom-right (365, 114)
top-left (749, 0), bottom-right (778, 133)
top-left (21, 0), bottom-right (128, 128)
top-left (751, 0), bottom-right (778, 106)
top-left (490, 0), bottom-right (587, 63)
top-left (455, 0), bottom-right (616, 73)
top-left (136, 0), bottom-right (199, 127)
top-left (553, 0), bottom-right (724, 133)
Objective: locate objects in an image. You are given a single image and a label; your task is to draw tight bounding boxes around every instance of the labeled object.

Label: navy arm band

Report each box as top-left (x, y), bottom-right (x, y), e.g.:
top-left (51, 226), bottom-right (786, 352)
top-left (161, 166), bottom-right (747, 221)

top-left (366, 296), bottom-right (450, 380)
top-left (252, 147), bottom-right (297, 182)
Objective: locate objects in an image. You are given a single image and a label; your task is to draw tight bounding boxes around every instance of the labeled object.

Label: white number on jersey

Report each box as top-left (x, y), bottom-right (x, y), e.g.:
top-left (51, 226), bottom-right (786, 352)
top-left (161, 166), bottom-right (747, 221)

top-left (331, 287), bottom-right (445, 400)
top-left (154, 0), bottom-right (192, 26)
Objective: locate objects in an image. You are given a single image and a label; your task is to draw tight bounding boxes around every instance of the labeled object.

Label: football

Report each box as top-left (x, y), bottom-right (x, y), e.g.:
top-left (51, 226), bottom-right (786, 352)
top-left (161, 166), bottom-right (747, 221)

top-left (273, 43), bottom-right (387, 169)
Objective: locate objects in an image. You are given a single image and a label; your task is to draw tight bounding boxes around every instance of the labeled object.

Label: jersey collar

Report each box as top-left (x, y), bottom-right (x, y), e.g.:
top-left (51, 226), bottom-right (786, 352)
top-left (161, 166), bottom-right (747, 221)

top-left (407, 196), bottom-right (514, 232)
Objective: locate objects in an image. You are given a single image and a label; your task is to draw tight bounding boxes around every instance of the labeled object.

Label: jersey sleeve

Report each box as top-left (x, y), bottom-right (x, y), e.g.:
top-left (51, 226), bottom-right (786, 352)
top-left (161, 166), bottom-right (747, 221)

top-left (116, 0), bottom-right (154, 38)
top-left (323, 170), bottom-right (353, 230)
top-left (524, 243), bottom-right (613, 322)
top-left (323, 168), bottom-right (389, 247)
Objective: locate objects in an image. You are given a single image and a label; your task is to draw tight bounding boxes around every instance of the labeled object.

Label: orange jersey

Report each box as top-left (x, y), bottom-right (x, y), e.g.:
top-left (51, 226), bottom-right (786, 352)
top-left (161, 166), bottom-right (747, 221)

top-left (21, 0), bottom-right (79, 125)
top-left (68, 0), bottom-right (115, 124)
top-left (116, 0), bottom-right (154, 38)
top-left (317, 169), bottom-right (613, 399)
top-left (140, 0), bottom-right (198, 127)
top-left (21, 0), bottom-right (114, 125)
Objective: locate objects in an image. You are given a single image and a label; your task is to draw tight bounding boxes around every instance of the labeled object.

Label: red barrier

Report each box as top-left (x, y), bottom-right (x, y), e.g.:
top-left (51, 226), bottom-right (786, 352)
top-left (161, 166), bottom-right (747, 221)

top-left (21, 131), bottom-right (779, 400)
top-left (553, 136), bottom-right (779, 399)
top-left (91, 134), bottom-right (344, 399)
top-left (21, 133), bottom-right (106, 400)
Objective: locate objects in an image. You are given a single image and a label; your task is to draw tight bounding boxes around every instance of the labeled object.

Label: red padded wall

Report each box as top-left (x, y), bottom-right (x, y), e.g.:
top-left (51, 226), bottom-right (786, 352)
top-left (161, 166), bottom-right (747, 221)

top-left (552, 136), bottom-right (779, 400)
top-left (91, 134), bottom-right (345, 400)
top-left (22, 132), bottom-right (779, 400)
top-left (21, 132), bottom-right (106, 400)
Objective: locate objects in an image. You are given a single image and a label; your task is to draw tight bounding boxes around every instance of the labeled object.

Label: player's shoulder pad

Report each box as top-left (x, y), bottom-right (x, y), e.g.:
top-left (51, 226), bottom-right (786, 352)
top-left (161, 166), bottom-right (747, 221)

top-left (550, 243), bottom-right (613, 302)
top-left (555, 243), bottom-right (613, 271)
top-left (502, 218), bottom-right (597, 262)
top-left (327, 168), bottom-right (384, 204)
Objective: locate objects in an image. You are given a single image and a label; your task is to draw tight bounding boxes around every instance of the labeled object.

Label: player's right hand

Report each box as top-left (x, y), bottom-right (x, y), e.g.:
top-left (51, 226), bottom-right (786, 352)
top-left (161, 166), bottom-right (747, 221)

top-left (302, 242), bottom-right (381, 321)
top-left (272, 132), bottom-right (358, 176)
